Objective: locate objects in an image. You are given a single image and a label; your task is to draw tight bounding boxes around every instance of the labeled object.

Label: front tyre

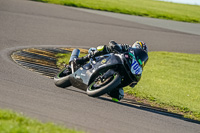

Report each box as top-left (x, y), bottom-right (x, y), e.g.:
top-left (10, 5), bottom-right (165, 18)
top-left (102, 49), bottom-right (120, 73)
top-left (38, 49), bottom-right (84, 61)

top-left (87, 72), bottom-right (121, 97)
top-left (54, 67), bottom-right (71, 88)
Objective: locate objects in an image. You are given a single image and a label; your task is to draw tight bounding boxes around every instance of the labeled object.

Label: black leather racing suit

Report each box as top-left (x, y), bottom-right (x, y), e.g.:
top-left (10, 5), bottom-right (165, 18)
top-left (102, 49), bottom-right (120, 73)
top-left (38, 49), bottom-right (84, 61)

top-left (76, 41), bottom-right (130, 65)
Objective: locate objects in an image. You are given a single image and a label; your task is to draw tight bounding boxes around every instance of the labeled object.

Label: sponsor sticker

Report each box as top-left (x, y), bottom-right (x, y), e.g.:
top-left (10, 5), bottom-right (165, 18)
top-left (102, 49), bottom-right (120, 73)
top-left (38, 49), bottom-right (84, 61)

top-left (101, 59), bottom-right (107, 64)
top-left (131, 60), bottom-right (142, 75)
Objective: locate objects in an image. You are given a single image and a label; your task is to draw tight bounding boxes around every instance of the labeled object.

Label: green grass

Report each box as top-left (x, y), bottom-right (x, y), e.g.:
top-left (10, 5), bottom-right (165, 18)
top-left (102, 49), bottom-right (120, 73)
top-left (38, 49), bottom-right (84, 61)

top-left (33, 0), bottom-right (200, 23)
top-left (124, 52), bottom-right (200, 120)
top-left (56, 51), bottom-right (200, 120)
top-left (0, 109), bottom-right (84, 133)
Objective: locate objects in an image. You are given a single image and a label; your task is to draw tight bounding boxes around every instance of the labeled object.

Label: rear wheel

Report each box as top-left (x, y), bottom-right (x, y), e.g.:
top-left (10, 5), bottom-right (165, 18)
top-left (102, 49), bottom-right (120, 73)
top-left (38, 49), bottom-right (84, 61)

top-left (54, 67), bottom-right (71, 88)
top-left (87, 71), bottom-right (121, 97)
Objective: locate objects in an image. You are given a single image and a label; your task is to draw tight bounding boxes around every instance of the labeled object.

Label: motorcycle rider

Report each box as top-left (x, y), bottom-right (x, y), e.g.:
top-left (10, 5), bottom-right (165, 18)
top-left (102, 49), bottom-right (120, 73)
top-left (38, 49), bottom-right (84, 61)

top-left (68, 40), bottom-right (148, 101)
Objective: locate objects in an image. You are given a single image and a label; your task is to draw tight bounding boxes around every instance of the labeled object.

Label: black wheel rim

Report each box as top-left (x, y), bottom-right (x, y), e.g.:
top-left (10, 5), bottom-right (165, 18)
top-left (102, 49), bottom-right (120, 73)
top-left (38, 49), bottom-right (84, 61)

top-left (89, 75), bottom-right (114, 91)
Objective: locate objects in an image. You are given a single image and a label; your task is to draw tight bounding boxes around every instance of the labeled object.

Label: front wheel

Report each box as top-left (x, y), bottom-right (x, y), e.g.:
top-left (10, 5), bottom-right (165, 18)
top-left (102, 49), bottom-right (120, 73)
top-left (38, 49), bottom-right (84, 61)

top-left (54, 67), bottom-right (71, 88)
top-left (87, 72), bottom-right (121, 97)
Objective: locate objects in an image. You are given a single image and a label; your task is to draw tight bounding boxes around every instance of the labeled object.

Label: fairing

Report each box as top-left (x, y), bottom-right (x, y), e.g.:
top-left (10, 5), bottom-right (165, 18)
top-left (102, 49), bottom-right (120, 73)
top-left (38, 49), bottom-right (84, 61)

top-left (69, 53), bottom-right (122, 91)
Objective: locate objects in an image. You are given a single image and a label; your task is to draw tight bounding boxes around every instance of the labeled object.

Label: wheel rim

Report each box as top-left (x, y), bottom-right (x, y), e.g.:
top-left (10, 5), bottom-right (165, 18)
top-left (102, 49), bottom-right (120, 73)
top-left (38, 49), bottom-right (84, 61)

top-left (89, 75), bottom-right (115, 91)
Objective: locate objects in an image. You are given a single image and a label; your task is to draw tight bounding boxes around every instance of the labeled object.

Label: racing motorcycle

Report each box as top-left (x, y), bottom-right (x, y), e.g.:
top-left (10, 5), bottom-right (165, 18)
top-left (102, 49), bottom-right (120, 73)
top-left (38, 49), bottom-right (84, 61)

top-left (54, 48), bottom-right (147, 97)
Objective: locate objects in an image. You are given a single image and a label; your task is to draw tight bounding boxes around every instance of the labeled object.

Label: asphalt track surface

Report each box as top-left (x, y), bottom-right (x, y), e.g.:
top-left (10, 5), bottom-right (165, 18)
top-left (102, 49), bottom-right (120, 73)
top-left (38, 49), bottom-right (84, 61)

top-left (0, 0), bottom-right (200, 133)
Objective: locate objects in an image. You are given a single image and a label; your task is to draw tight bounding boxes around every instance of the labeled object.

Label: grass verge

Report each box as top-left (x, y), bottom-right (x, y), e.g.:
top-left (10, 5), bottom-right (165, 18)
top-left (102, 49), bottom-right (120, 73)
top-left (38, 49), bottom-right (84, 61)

top-left (0, 109), bottom-right (84, 133)
top-left (125, 51), bottom-right (200, 120)
top-left (33, 0), bottom-right (200, 23)
top-left (56, 51), bottom-right (200, 121)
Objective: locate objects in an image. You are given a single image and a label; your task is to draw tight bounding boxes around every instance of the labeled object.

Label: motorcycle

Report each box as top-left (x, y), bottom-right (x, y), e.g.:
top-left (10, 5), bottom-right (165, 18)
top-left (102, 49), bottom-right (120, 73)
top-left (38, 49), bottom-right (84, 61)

top-left (54, 48), bottom-right (147, 97)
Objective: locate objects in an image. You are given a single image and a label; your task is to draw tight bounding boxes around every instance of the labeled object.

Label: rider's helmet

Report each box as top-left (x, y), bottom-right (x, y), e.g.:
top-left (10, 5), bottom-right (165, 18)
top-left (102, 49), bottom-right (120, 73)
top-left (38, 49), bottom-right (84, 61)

top-left (132, 41), bottom-right (148, 68)
top-left (132, 41), bottom-right (148, 53)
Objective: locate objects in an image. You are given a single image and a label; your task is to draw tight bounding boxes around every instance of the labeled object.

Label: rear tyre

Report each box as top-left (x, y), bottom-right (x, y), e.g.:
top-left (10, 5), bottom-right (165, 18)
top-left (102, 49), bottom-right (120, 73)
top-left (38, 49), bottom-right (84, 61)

top-left (87, 72), bottom-right (121, 97)
top-left (54, 67), bottom-right (71, 88)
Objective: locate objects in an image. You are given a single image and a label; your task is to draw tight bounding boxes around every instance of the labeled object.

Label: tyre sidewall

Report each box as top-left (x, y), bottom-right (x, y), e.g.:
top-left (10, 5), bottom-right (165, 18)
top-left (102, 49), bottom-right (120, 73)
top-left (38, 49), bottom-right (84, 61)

top-left (54, 68), bottom-right (71, 88)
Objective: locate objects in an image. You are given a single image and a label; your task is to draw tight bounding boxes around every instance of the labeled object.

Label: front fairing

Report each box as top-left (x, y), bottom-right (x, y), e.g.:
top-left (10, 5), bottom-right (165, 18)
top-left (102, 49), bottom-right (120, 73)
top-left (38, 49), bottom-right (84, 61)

top-left (121, 49), bottom-right (142, 83)
top-left (128, 48), bottom-right (143, 75)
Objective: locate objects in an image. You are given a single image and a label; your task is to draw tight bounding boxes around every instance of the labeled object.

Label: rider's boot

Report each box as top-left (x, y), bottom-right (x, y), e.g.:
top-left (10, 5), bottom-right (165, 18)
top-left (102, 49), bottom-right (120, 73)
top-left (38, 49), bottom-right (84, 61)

top-left (108, 87), bottom-right (124, 102)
